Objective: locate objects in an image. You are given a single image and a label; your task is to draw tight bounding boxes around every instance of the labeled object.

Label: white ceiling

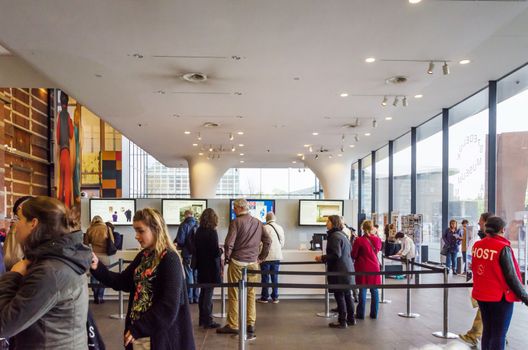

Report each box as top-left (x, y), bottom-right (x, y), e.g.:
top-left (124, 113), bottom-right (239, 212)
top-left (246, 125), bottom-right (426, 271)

top-left (1, 0), bottom-right (528, 167)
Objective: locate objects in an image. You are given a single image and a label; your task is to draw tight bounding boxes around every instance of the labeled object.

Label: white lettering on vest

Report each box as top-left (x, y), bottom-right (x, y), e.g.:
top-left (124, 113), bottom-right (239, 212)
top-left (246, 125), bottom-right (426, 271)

top-left (472, 247), bottom-right (498, 261)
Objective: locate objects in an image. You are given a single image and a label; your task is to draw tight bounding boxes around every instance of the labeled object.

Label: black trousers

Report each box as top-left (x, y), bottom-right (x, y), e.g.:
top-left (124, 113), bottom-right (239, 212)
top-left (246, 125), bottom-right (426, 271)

top-left (334, 290), bottom-right (355, 323)
top-left (198, 287), bottom-right (214, 326)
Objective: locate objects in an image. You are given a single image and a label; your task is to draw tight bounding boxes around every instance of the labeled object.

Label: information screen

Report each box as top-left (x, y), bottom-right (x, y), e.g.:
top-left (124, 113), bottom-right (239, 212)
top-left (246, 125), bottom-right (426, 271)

top-left (89, 199), bottom-right (136, 225)
top-left (298, 200), bottom-right (344, 226)
top-left (162, 199), bottom-right (208, 225)
top-left (230, 199), bottom-right (275, 223)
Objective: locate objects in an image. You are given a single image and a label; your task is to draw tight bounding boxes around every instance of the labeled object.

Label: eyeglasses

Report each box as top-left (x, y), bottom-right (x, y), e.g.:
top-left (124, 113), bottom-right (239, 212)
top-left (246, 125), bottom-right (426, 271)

top-left (11, 215), bottom-right (20, 223)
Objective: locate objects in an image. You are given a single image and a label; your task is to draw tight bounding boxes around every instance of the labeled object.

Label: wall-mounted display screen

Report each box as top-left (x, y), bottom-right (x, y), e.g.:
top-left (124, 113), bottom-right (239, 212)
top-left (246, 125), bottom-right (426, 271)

top-left (299, 200), bottom-right (344, 226)
top-left (162, 199), bottom-right (208, 225)
top-left (230, 199), bottom-right (275, 223)
top-left (89, 199), bottom-right (136, 225)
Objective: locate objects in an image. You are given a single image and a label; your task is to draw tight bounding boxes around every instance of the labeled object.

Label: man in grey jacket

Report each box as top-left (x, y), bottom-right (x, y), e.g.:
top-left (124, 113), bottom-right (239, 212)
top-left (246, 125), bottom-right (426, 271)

top-left (217, 198), bottom-right (272, 340)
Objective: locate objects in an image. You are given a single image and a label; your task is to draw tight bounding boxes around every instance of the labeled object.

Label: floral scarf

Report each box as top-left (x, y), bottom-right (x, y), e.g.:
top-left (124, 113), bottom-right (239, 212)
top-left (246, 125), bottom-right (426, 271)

top-left (130, 249), bottom-right (167, 322)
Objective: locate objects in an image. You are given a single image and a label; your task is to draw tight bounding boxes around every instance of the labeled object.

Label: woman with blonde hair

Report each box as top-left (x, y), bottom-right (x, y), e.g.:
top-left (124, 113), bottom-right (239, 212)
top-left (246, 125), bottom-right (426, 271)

top-left (84, 215), bottom-right (114, 303)
top-left (90, 208), bottom-right (195, 350)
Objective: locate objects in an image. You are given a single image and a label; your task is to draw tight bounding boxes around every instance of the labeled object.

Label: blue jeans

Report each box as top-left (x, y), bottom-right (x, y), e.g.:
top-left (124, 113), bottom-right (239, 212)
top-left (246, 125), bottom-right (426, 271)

top-left (356, 288), bottom-right (379, 319)
top-left (260, 261), bottom-right (280, 300)
top-left (90, 275), bottom-right (105, 301)
top-left (478, 298), bottom-right (514, 350)
top-left (183, 257), bottom-right (199, 301)
top-left (445, 251), bottom-right (458, 273)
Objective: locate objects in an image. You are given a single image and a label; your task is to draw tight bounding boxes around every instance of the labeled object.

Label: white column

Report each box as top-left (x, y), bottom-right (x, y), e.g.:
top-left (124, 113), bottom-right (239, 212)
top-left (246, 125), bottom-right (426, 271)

top-left (186, 156), bottom-right (236, 198)
top-left (305, 156), bottom-right (353, 200)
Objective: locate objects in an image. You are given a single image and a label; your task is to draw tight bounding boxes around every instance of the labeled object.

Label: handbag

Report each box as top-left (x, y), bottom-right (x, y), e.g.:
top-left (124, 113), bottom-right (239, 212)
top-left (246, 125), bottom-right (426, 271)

top-left (440, 244), bottom-right (449, 256)
top-left (133, 337), bottom-right (151, 350)
top-left (87, 309), bottom-right (106, 350)
top-left (106, 226), bottom-right (118, 256)
top-left (365, 235), bottom-right (382, 268)
top-left (266, 223), bottom-right (283, 246)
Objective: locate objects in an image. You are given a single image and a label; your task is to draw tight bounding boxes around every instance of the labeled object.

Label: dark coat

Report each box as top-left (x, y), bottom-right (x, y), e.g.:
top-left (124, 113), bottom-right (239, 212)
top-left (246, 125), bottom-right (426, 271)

top-left (0, 231), bottom-right (91, 349)
top-left (323, 229), bottom-right (355, 292)
top-left (194, 226), bottom-right (223, 284)
top-left (92, 249), bottom-right (195, 350)
top-left (175, 217), bottom-right (197, 258)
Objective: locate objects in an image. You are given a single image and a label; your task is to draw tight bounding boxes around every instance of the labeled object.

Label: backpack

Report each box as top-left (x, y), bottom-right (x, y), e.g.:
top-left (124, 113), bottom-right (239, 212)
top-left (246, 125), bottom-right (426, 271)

top-left (112, 230), bottom-right (123, 250)
top-left (186, 225), bottom-right (198, 268)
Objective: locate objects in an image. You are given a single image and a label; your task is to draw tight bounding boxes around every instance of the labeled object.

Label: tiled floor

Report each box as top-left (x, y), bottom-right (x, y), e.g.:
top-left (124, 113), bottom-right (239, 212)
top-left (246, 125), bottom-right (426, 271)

top-left (90, 274), bottom-right (527, 349)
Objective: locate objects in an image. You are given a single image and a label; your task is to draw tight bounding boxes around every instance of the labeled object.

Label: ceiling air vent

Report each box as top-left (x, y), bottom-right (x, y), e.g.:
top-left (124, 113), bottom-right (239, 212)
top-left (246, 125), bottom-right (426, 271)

top-left (385, 76), bottom-right (407, 85)
top-left (182, 72), bottom-right (208, 83)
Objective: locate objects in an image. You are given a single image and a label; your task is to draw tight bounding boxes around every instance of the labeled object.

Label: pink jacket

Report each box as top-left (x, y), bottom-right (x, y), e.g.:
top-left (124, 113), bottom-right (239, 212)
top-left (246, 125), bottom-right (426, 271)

top-left (352, 235), bottom-right (382, 285)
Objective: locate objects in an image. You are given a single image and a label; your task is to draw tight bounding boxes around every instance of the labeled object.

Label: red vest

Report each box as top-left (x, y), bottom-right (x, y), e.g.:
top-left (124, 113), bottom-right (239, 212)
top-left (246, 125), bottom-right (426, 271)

top-left (472, 235), bottom-right (522, 302)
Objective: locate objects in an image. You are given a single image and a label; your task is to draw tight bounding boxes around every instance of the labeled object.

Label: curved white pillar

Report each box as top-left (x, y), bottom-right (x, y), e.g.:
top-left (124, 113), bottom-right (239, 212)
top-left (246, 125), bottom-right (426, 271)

top-left (305, 156), bottom-right (353, 200)
top-left (186, 156), bottom-right (236, 198)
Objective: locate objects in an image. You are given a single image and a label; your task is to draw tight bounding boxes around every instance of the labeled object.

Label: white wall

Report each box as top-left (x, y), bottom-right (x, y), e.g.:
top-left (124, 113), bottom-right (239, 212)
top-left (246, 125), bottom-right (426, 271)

top-left (81, 198), bottom-right (355, 250)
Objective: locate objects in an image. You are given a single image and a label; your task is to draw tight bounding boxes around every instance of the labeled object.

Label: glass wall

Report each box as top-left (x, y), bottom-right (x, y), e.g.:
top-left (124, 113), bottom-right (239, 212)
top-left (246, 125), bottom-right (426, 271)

top-left (361, 155), bottom-right (372, 219)
top-left (448, 89), bottom-right (488, 226)
top-left (393, 133), bottom-right (412, 217)
top-left (375, 146), bottom-right (389, 228)
top-left (497, 64), bottom-right (528, 266)
top-left (417, 115), bottom-right (443, 262)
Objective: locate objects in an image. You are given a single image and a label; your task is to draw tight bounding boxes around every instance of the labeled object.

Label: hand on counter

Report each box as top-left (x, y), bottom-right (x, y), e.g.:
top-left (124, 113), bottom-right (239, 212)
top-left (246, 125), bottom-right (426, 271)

top-left (314, 255), bottom-right (323, 263)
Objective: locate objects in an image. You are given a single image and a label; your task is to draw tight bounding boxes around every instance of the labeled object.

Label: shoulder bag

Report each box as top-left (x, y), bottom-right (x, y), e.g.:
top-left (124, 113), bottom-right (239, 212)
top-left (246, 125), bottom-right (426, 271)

top-left (106, 226), bottom-right (118, 256)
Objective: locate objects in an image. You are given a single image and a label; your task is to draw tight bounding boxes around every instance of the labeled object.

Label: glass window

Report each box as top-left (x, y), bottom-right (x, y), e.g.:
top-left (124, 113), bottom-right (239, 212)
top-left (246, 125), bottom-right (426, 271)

top-left (351, 162), bottom-right (359, 228)
top-left (361, 155), bottom-right (372, 218)
top-left (448, 89), bottom-right (488, 227)
top-left (497, 65), bottom-right (528, 265)
top-left (417, 115), bottom-right (443, 262)
top-left (375, 146), bottom-right (389, 228)
top-left (393, 133), bottom-right (412, 216)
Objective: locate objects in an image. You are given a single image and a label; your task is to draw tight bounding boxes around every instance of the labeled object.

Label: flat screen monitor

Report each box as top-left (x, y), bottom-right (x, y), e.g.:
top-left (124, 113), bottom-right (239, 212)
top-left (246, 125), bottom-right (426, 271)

top-left (298, 199), bottom-right (344, 226)
top-left (161, 199), bottom-right (208, 225)
top-left (229, 199), bottom-right (275, 223)
top-left (89, 199), bottom-right (136, 225)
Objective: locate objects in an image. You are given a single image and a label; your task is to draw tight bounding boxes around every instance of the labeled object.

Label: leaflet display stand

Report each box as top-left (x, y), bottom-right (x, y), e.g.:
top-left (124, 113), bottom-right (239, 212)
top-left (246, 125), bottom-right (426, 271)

top-left (401, 214), bottom-right (423, 263)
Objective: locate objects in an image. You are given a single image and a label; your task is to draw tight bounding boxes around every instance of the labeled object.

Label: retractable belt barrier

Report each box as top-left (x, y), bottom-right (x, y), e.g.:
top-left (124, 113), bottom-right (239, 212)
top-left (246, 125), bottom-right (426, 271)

top-left (90, 258), bottom-right (468, 350)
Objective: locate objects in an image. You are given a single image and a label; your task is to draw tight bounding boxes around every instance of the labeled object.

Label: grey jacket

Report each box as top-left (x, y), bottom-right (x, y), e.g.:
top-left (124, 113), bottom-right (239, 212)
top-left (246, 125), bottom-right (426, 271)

top-left (0, 231), bottom-right (92, 349)
top-left (323, 229), bottom-right (355, 292)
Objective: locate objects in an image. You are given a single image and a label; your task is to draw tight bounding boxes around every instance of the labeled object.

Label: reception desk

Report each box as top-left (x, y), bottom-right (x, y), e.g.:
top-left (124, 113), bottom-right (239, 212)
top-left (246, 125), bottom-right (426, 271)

top-left (113, 249), bottom-right (326, 298)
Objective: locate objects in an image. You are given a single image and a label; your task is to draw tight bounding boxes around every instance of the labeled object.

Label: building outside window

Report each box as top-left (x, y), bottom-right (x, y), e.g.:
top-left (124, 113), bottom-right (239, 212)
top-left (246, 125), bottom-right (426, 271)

top-left (393, 133), bottom-right (412, 218)
top-left (375, 146), bottom-right (389, 229)
top-left (361, 155), bottom-right (372, 219)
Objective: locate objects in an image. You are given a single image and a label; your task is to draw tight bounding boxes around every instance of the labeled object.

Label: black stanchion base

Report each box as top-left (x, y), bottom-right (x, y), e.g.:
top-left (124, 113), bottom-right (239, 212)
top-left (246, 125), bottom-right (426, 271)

top-left (109, 314), bottom-right (126, 320)
top-left (213, 312), bottom-right (226, 318)
top-left (432, 331), bottom-right (458, 339)
top-left (316, 311), bottom-right (337, 318)
top-left (379, 299), bottom-right (392, 304)
top-left (398, 312), bottom-right (420, 318)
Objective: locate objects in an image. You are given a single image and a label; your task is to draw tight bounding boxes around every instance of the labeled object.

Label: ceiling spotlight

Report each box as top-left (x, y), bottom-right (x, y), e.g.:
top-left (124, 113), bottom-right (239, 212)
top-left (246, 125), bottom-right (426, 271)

top-left (229, 133), bottom-right (234, 141)
top-left (304, 144), bottom-right (310, 148)
top-left (240, 153), bottom-right (245, 156)
top-left (340, 146), bottom-right (344, 153)
top-left (372, 119), bottom-right (377, 128)
top-left (385, 116), bottom-right (393, 121)
top-left (231, 146), bottom-right (236, 152)
top-left (309, 146), bottom-right (313, 153)
top-left (340, 92), bottom-right (349, 97)
top-left (349, 144), bottom-right (355, 148)
top-left (184, 131), bottom-right (191, 135)
top-left (427, 61), bottom-right (434, 74)
top-left (315, 154), bottom-right (319, 160)
top-left (237, 131), bottom-right (244, 135)
top-left (365, 57), bottom-right (376, 63)
top-left (240, 160), bottom-right (245, 163)
top-left (209, 145), bottom-right (213, 152)
top-left (393, 96), bottom-right (399, 107)
top-left (328, 155), bottom-right (333, 159)
top-left (238, 143), bottom-right (244, 147)
top-left (297, 153), bottom-right (303, 157)
top-left (198, 152), bottom-right (204, 156)
top-left (192, 143), bottom-right (198, 147)
top-left (301, 155), bottom-right (305, 160)
top-left (354, 134), bottom-right (359, 142)
top-left (414, 94), bottom-right (423, 99)
top-left (381, 96), bottom-right (388, 106)
top-left (341, 134), bottom-right (345, 142)
top-left (402, 97), bottom-right (408, 107)
top-left (312, 132), bottom-right (319, 136)
top-left (442, 62), bottom-right (450, 75)
top-left (364, 133), bottom-right (371, 136)
top-left (459, 59), bottom-right (471, 65)
top-left (197, 132), bottom-right (202, 141)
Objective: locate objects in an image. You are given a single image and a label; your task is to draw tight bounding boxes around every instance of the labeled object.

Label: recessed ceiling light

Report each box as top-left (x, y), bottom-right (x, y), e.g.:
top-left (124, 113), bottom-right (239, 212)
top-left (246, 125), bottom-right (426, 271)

top-left (337, 154), bottom-right (343, 157)
top-left (409, 0), bottom-right (422, 4)
top-left (312, 132), bottom-right (319, 136)
top-left (414, 94), bottom-right (423, 99)
top-left (340, 92), bottom-right (349, 97)
top-left (297, 153), bottom-right (303, 157)
top-left (459, 59), bottom-right (471, 65)
top-left (385, 117), bottom-right (393, 121)
top-left (237, 131), bottom-right (244, 135)
top-left (349, 144), bottom-right (355, 148)
top-left (304, 144), bottom-right (310, 148)
top-left (292, 161), bottom-right (297, 164)
top-left (198, 152), bottom-right (204, 156)
top-left (238, 144), bottom-right (244, 147)
top-left (364, 133), bottom-right (371, 136)
top-left (184, 131), bottom-right (191, 135)
top-left (240, 153), bottom-right (245, 156)
top-left (365, 57), bottom-right (376, 63)
top-left (240, 160), bottom-right (245, 163)
top-left (192, 143), bottom-right (198, 146)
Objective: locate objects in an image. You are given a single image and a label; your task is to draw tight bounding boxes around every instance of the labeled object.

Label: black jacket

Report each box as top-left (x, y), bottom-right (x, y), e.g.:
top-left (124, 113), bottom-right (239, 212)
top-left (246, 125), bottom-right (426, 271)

top-left (194, 226), bottom-right (223, 284)
top-left (92, 249), bottom-right (195, 350)
top-left (0, 231), bottom-right (91, 349)
top-left (500, 246), bottom-right (528, 305)
top-left (323, 229), bottom-right (355, 292)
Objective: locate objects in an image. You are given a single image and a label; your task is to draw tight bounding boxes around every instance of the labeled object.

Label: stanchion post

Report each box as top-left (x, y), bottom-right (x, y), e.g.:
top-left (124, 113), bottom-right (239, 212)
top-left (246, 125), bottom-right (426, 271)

top-left (316, 265), bottom-right (337, 318)
top-left (380, 255), bottom-right (391, 304)
top-left (238, 267), bottom-right (247, 350)
top-left (398, 258), bottom-right (419, 318)
top-left (109, 258), bottom-right (126, 320)
top-left (213, 275), bottom-right (227, 318)
top-left (432, 267), bottom-right (457, 339)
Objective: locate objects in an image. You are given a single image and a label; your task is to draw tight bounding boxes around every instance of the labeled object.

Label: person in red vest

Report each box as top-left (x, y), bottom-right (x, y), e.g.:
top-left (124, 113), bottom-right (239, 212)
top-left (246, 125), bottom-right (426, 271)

top-left (471, 216), bottom-right (528, 350)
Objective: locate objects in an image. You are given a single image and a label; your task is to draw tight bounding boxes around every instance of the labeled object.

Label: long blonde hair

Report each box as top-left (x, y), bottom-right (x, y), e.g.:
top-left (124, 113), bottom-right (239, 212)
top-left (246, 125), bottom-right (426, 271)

top-left (133, 208), bottom-right (178, 267)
